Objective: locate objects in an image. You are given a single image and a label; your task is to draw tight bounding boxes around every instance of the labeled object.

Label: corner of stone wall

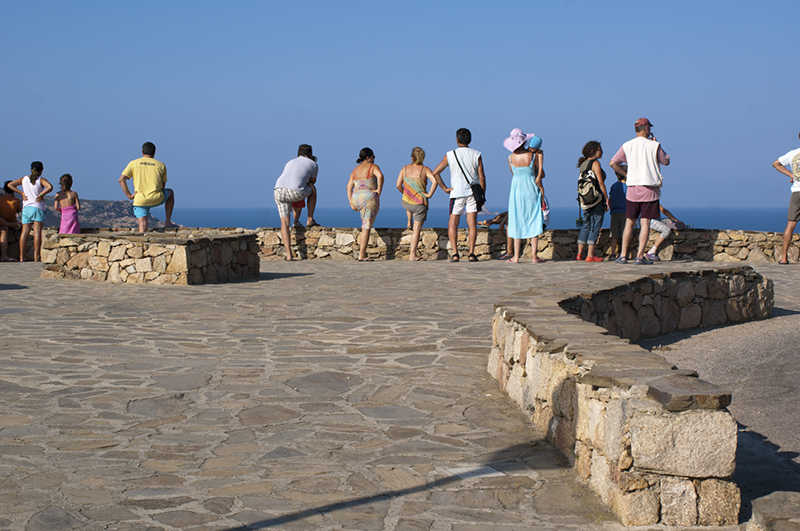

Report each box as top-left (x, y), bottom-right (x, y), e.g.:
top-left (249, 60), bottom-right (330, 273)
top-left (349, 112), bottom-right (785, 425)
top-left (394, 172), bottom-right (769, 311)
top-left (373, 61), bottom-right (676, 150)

top-left (489, 266), bottom-right (772, 526)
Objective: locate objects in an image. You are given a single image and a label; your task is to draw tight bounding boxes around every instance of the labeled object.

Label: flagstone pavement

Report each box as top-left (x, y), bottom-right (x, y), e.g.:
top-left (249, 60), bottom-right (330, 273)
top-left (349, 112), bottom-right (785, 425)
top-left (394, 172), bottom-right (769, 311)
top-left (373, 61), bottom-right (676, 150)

top-left (1, 258), bottom-right (798, 531)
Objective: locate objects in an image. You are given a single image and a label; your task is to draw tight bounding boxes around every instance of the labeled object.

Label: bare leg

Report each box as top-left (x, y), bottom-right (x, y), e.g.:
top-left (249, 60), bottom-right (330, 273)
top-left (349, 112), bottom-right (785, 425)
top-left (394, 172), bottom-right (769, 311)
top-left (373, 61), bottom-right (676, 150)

top-left (406, 211), bottom-right (412, 230)
top-left (782, 220), bottom-right (797, 263)
top-left (409, 220), bottom-right (423, 260)
top-left (587, 243), bottom-right (596, 258)
top-left (163, 189), bottom-right (175, 227)
top-left (280, 215), bottom-right (293, 260)
top-left (448, 214), bottom-right (460, 258)
top-left (507, 238), bottom-right (521, 263)
top-left (0, 227), bottom-right (11, 261)
top-left (306, 185), bottom-right (317, 225)
top-left (32, 221), bottom-right (43, 262)
top-left (358, 227), bottom-right (370, 261)
top-left (466, 211), bottom-right (478, 256)
top-left (292, 207), bottom-right (302, 225)
top-left (531, 236), bottom-right (542, 262)
top-left (637, 218), bottom-right (651, 259)
top-left (19, 223), bottom-right (31, 261)
top-left (577, 243), bottom-right (586, 257)
top-left (619, 218), bottom-right (635, 259)
top-left (137, 216), bottom-right (148, 233)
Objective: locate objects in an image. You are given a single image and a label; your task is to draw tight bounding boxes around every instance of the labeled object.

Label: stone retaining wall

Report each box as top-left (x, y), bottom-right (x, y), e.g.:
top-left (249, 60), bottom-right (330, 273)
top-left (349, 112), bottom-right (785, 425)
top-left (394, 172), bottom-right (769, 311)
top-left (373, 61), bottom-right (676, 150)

top-left (488, 266), bottom-right (773, 526)
top-left (39, 229), bottom-right (259, 285)
top-left (255, 226), bottom-right (800, 262)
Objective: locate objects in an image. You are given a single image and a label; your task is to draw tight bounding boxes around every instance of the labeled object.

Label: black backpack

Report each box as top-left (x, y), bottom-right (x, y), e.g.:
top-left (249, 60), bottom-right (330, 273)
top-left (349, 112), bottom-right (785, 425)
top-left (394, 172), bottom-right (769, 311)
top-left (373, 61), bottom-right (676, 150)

top-left (577, 159), bottom-right (602, 210)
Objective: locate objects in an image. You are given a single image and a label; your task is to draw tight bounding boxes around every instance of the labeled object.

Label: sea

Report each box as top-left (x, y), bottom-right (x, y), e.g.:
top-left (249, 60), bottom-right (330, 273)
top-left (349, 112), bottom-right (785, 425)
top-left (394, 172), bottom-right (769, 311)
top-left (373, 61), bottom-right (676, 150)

top-left (170, 206), bottom-right (790, 233)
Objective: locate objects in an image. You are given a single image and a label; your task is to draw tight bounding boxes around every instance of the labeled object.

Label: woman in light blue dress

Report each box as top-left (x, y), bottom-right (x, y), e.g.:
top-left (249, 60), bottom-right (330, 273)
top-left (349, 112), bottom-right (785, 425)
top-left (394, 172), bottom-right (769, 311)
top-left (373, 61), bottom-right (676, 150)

top-left (504, 128), bottom-right (544, 263)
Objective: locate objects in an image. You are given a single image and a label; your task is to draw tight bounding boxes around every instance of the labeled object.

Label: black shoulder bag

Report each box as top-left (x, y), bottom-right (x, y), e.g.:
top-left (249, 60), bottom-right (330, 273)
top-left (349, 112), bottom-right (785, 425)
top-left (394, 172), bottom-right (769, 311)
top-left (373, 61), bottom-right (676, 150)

top-left (452, 150), bottom-right (485, 209)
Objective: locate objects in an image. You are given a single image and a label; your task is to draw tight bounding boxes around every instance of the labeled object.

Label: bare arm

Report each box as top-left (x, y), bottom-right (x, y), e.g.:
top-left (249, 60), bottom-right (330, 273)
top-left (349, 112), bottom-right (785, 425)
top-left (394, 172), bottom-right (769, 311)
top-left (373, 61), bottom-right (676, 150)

top-left (74, 192), bottom-right (81, 211)
top-left (7, 178), bottom-right (25, 201)
top-left (396, 167), bottom-right (405, 194)
top-left (773, 159), bottom-right (795, 181)
top-left (374, 165), bottom-right (384, 196)
top-left (593, 160), bottom-right (609, 211)
top-left (346, 173), bottom-right (356, 210)
top-left (477, 156), bottom-right (486, 191)
top-left (119, 174), bottom-right (136, 200)
top-left (431, 155), bottom-right (452, 193)
top-left (424, 167), bottom-right (437, 198)
top-left (38, 178), bottom-right (54, 201)
top-left (535, 151), bottom-right (544, 193)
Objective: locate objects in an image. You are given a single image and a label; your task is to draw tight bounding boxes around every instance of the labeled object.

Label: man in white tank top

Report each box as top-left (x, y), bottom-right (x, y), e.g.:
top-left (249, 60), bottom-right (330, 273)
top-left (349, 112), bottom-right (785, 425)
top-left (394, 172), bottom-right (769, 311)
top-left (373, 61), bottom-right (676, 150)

top-left (431, 128), bottom-right (486, 262)
top-left (771, 131), bottom-right (800, 264)
top-left (609, 118), bottom-right (670, 264)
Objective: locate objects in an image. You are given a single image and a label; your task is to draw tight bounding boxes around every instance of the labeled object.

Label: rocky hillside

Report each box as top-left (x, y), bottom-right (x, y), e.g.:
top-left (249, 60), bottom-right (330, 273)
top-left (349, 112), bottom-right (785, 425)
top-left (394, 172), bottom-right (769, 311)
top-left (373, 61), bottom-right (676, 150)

top-left (37, 197), bottom-right (164, 229)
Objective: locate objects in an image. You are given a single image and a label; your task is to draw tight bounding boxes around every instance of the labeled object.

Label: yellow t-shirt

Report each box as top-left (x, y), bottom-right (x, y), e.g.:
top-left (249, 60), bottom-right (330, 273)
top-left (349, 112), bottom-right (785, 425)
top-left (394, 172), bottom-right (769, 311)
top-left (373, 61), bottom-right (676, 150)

top-left (122, 157), bottom-right (167, 207)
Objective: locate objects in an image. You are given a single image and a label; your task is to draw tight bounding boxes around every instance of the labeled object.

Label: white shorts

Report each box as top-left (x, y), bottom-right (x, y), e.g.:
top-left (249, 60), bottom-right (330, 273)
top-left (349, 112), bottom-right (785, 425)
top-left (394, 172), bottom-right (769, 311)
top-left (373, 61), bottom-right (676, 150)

top-left (449, 196), bottom-right (478, 215)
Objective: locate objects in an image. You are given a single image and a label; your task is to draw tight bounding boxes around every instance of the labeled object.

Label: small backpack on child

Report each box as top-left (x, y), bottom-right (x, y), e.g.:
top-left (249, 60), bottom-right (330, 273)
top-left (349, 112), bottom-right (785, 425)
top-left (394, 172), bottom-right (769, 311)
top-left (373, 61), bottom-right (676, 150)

top-left (577, 159), bottom-right (602, 210)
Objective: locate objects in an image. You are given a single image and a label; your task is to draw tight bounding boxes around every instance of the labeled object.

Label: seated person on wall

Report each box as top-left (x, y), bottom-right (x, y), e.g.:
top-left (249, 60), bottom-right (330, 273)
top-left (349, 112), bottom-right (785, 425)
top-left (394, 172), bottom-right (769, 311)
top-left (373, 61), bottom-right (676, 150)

top-left (0, 181), bottom-right (22, 262)
top-left (645, 205), bottom-right (684, 261)
top-left (119, 142), bottom-right (176, 232)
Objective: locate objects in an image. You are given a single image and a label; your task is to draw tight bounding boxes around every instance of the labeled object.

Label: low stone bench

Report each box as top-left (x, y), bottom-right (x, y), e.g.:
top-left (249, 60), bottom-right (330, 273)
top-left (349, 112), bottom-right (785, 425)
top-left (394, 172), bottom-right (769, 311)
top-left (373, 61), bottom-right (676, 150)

top-left (488, 266), bottom-right (773, 526)
top-left (40, 229), bottom-right (260, 285)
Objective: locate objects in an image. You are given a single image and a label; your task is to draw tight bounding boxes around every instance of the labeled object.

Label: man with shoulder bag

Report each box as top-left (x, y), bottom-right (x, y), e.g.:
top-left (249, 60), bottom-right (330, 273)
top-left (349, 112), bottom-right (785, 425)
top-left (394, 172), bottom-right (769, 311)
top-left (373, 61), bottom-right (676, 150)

top-left (432, 128), bottom-right (487, 262)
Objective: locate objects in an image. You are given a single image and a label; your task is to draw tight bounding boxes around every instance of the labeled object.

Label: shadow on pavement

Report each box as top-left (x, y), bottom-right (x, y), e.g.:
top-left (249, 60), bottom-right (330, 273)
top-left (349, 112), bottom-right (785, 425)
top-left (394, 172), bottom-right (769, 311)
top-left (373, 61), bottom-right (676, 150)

top-left (259, 272), bottom-right (313, 281)
top-left (734, 425), bottom-right (800, 522)
top-left (0, 283), bottom-right (28, 291)
top-left (770, 306), bottom-right (800, 317)
top-left (222, 441), bottom-right (603, 531)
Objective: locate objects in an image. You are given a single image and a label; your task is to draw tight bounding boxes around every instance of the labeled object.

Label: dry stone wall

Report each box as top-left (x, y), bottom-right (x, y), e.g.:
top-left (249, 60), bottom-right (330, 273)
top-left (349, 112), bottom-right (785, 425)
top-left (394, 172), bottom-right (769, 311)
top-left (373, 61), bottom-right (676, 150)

top-left (255, 226), bottom-right (800, 262)
top-left (488, 266), bottom-right (773, 526)
top-left (38, 228), bottom-right (259, 285)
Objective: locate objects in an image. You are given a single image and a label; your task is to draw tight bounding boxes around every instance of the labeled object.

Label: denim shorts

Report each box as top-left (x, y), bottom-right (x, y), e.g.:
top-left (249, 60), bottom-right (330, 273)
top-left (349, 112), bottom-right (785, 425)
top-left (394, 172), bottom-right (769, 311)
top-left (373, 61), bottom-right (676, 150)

top-left (21, 206), bottom-right (46, 224)
top-left (133, 189), bottom-right (172, 218)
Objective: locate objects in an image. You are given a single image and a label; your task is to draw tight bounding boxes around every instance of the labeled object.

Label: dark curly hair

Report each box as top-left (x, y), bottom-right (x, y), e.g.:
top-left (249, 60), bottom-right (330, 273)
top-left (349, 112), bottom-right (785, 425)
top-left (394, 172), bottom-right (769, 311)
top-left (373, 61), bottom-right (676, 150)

top-left (577, 141), bottom-right (602, 168)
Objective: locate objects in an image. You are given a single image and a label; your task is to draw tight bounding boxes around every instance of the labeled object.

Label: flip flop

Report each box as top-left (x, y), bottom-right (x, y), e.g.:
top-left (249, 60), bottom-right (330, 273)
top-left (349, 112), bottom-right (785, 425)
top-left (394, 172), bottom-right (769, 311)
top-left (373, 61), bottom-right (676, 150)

top-left (532, 258), bottom-right (545, 263)
top-left (358, 257), bottom-right (374, 262)
top-left (411, 255), bottom-right (424, 261)
top-left (468, 254), bottom-right (478, 262)
top-left (497, 253), bottom-right (511, 260)
top-left (306, 220), bottom-right (321, 228)
top-left (450, 254), bottom-right (460, 262)
top-left (778, 260), bottom-right (789, 265)
top-left (506, 258), bottom-right (519, 263)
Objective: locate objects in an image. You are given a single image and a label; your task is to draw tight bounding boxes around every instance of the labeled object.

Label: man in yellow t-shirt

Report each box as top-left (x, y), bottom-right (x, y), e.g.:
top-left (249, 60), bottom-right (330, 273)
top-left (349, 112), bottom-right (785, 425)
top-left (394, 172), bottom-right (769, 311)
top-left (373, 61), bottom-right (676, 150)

top-left (119, 142), bottom-right (175, 232)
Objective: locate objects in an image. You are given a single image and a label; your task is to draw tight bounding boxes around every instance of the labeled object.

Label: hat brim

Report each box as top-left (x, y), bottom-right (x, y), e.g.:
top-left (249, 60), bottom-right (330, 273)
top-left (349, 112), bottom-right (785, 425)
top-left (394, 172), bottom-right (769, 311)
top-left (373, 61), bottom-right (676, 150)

top-left (503, 133), bottom-right (536, 152)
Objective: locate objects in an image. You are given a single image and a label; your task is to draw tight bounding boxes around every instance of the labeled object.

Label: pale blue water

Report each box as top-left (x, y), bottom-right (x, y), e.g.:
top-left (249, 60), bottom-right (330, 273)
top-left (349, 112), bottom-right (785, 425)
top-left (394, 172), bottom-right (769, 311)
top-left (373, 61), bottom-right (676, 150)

top-left (171, 206), bottom-right (790, 232)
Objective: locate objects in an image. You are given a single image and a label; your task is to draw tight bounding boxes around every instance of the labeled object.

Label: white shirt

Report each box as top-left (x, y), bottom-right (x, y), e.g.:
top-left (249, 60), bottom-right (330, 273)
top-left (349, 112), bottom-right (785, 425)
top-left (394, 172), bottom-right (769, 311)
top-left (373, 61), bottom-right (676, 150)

top-left (778, 147), bottom-right (800, 193)
top-left (274, 156), bottom-right (318, 191)
top-left (446, 147), bottom-right (481, 199)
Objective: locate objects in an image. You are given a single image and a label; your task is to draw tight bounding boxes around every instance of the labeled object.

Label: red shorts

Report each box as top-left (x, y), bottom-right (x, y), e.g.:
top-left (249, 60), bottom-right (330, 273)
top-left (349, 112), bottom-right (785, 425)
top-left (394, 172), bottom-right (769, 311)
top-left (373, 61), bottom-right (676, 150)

top-left (291, 199), bottom-right (305, 209)
top-left (625, 199), bottom-right (660, 220)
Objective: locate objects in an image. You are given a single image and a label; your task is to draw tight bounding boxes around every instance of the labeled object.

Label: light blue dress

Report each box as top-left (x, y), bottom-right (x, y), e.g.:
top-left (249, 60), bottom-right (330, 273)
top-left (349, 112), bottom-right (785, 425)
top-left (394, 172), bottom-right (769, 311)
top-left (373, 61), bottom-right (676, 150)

top-left (507, 157), bottom-right (543, 239)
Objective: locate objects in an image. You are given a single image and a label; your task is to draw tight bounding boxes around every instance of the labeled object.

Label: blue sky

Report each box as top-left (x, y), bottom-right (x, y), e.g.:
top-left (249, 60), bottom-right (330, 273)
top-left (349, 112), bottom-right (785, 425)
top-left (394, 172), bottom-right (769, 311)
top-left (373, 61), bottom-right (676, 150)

top-left (1, 0), bottom-right (798, 212)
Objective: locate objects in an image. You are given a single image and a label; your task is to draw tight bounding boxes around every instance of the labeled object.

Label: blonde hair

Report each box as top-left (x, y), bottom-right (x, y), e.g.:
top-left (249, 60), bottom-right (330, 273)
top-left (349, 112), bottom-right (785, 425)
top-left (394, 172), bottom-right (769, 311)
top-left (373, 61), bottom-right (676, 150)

top-left (411, 146), bottom-right (425, 164)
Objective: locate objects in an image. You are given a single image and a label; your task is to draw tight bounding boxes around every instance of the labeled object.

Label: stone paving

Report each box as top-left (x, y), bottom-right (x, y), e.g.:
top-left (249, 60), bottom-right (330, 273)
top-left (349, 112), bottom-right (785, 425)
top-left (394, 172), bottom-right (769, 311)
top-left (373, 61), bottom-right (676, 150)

top-left (0, 258), bottom-right (797, 531)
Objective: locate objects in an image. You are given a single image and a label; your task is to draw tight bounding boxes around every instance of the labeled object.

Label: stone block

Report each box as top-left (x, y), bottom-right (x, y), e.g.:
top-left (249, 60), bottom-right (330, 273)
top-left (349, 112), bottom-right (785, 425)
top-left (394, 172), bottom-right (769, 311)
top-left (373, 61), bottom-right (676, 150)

top-left (66, 252), bottom-right (90, 270)
top-left (678, 304), bottom-right (702, 329)
top-left (41, 248), bottom-right (57, 264)
top-left (108, 244), bottom-right (127, 261)
top-left (166, 247), bottom-right (188, 273)
top-left (750, 491), bottom-right (800, 531)
top-left (97, 241), bottom-right (111, 257)
top-left (88, 256), bottom-right (109, 271)
top-left (134, 257), bottom-right (153, 273)
top-left (647, 374), bottom-right (731, 411)
top-left (127, 245), bottom-right (143, 258)
top-left (614, 488), bottom-right (660, 526)
top-left (697, 478), bottom-right (740, 526)
top-left (676, 281), bottom-right (695, 306)
top-left (660, 477), bottom-right (697, 526)
top-left (630, 409), bottom-right (736, 477)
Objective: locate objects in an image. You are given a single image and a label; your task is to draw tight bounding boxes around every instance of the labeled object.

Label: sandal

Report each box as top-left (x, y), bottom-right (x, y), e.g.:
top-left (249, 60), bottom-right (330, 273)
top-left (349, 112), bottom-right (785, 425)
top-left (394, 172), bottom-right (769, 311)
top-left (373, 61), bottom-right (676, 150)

top-left (468, 253), bottom-right (478, 262)
top-left (497, 253), bottom-right (511, 260)
top-left (450, 254), bottom-right (460, 262)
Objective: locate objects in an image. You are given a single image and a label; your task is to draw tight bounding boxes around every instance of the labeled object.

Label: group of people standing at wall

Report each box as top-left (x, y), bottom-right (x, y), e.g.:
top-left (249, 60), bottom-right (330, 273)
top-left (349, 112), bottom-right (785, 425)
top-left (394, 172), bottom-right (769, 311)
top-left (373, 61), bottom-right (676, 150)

top-left (272, 121), bottom-right (679, 263)
top-left (1, 167), bottom-right (81, 262)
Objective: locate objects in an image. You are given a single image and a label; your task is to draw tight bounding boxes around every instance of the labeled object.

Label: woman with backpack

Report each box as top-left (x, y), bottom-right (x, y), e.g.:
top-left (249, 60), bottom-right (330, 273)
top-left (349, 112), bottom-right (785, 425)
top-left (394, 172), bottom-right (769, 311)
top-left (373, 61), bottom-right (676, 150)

top-left (576, 141), bottom-right (609, 262)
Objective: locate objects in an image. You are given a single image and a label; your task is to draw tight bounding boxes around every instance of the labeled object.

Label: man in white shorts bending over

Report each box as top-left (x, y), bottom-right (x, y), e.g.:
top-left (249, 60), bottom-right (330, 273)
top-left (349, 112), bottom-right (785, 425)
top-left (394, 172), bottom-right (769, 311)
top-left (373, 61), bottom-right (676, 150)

top-left (273, 144), bottom-right (319, 260)
top-left (432, 128), bottom-right (486, 262)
